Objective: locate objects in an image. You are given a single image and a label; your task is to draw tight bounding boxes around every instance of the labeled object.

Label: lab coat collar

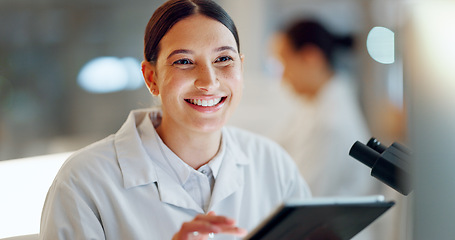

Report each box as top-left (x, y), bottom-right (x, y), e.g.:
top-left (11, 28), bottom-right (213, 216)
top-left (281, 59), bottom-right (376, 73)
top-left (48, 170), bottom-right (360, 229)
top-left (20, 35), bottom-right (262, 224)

top-left (208, 128), bottom-right (249, 210)
top-left (114, 108), bottom-right (250, 213)
top-left (156, 127), bottom-right (250, 213)
top-left (155, 166), bottom-right (205, 212)
top-left (157, 127), bottom-right (251, 213)
top-left (115, 109), bottom-right (158, 189)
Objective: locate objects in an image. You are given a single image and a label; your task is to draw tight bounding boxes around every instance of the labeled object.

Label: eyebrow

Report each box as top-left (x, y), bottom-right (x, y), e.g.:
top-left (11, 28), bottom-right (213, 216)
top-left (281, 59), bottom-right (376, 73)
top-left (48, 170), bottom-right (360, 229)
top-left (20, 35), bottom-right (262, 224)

top-left (167, 49), bottom-right (193, 60)
top-left (166, 46), bottom-right (238, 60)
top-left (215, 46), bottom-right (237, 53)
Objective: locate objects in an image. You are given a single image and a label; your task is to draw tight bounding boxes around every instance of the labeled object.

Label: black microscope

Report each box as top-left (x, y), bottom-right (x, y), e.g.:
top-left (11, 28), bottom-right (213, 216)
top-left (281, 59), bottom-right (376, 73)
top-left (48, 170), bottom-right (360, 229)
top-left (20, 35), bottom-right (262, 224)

top-left (349, 137), bottom-right (412, 195)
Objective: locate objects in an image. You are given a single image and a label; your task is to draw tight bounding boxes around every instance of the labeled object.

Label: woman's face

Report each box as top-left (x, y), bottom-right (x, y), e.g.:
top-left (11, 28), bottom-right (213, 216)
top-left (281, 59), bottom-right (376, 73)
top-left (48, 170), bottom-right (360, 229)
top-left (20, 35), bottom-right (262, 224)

top-left (277, 35), bottom-right (310, 94)
top-left (276, 35), bottom-right (330, 97)
top-left (143, 14), bottom-right (244, 134)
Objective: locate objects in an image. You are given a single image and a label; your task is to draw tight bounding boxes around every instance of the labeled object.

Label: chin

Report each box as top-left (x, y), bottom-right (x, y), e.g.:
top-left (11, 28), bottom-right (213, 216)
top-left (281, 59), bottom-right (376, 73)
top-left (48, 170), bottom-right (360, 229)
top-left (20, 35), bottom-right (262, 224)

top-left (191, 118), bottom-right (227, 133)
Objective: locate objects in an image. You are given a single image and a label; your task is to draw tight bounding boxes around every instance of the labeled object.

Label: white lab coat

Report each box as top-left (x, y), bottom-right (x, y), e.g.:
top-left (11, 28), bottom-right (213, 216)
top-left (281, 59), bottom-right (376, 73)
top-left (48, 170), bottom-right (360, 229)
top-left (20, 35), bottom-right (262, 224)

top-left (275, 74), bottom-right (384, 240)
top-left (39, 108), bottom-right (311, 240)
top-left (277, 74), bottom-right (380, 197)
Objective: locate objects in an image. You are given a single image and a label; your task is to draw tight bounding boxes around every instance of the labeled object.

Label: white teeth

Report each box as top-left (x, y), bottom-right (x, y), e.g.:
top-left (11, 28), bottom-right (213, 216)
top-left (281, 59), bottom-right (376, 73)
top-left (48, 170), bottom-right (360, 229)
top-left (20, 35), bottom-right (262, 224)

top-left (189, 97), bottom-right (222, 107)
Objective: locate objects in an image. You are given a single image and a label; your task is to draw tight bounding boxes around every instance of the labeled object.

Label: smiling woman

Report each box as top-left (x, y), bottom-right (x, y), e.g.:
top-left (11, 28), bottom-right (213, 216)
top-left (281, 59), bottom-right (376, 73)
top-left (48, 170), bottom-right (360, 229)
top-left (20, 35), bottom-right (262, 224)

top-left (142, 14), bottom-right (244, 140)
top-left (38, 1), bottom-right (311, 240)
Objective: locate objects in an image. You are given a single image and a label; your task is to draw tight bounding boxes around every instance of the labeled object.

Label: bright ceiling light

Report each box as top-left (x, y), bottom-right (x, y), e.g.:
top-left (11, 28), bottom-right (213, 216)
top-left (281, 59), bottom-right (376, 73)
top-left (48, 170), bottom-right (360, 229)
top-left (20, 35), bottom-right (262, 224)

top-left (366, 26), bottom-right (395, 64)
top-left (77, 56), bottom-right (143, 94)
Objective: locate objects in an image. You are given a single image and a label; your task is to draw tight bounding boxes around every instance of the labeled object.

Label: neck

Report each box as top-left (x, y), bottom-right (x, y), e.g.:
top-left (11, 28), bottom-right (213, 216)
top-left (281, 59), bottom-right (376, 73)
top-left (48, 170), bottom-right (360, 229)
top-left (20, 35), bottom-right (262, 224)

top-left (156, 121), bottom-right (222, 170)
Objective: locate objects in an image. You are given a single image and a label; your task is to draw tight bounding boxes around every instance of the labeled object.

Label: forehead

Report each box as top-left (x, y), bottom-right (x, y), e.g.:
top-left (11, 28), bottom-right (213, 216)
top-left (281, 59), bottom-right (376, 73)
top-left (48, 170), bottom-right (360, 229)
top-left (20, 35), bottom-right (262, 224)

top-left (158, 14), bottom-right (238, 57)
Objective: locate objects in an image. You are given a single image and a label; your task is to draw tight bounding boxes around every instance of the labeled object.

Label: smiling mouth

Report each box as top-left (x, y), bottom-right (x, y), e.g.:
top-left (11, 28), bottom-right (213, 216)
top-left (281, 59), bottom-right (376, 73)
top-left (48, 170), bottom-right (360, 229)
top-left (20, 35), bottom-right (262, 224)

top-left (185, 97), bottom-right (226, 107)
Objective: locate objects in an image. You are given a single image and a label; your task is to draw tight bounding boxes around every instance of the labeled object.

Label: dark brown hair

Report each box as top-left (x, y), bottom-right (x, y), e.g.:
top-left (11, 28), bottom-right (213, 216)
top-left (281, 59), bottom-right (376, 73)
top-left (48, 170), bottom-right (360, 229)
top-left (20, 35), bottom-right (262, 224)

top-left (144, 0), bottom-right (240, 62)
top-left (284, 19), bottom-right (353, 68)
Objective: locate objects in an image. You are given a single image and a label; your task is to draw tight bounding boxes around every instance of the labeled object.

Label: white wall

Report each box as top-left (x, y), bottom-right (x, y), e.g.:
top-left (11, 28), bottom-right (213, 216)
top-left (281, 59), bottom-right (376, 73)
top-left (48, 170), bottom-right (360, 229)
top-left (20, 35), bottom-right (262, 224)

top-left (0, 153), bottom-right (70, 238)
top-left (405, 1), bottom-right (455, 238)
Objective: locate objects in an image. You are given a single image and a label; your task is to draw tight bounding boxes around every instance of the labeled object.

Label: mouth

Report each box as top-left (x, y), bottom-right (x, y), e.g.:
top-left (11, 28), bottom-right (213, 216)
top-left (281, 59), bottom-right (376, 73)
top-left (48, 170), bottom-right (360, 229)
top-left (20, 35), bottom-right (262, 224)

top-left (185, 97), bottom-right (227, 107)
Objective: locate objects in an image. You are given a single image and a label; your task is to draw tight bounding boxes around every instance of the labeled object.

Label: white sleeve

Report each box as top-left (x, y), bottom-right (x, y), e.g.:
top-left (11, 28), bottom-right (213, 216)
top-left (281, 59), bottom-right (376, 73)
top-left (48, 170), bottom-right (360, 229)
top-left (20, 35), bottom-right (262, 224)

top-left (39, 178), bottom-right (105, 240)
top-left (282, 150), bottom-right (313, 199)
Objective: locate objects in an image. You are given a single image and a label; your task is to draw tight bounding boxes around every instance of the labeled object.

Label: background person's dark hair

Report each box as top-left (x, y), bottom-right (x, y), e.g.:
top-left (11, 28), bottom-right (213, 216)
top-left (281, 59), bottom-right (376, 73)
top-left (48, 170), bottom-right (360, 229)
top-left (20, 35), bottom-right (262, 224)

top-left (283, 19), bottom-right (353, 68)
top-left (144, 0), bottom-right (240, 63)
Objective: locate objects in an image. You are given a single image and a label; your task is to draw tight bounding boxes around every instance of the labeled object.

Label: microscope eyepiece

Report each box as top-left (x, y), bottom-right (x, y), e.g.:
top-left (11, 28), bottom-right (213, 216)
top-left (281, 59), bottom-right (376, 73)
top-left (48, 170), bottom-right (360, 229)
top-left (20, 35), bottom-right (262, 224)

top-left (367, 137), bottom-right (387, 154)
top-left (349, 141), bottom-right (380, 168)
top-left (349, 137), bottom-right (412, 195)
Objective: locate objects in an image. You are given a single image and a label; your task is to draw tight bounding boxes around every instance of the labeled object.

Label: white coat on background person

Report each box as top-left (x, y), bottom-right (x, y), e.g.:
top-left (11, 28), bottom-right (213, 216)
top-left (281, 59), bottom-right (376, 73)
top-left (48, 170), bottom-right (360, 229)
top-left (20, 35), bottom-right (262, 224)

top-left (272, 19), bottom-right (381, 198)
top-left (277, 73), bottom-right (378, 197)
top-left (271, 19), bottom-right (385, 240)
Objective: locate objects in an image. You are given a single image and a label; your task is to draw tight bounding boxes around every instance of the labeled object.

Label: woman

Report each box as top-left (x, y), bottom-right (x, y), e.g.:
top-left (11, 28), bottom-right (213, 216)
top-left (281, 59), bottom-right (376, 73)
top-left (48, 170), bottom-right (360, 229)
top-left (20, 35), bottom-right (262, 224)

top-left (273, 19), bottom-right (379, 197)
top-left (39, 1), bottom-right (311, 239)
top-left (273, 19), bottom-right (382, 240)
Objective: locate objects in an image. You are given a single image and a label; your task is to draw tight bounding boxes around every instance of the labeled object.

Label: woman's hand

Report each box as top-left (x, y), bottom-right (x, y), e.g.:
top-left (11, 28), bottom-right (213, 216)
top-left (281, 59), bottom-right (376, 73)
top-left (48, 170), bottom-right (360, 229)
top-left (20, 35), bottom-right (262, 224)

top-left (172, 211), bottom-right (247, 240)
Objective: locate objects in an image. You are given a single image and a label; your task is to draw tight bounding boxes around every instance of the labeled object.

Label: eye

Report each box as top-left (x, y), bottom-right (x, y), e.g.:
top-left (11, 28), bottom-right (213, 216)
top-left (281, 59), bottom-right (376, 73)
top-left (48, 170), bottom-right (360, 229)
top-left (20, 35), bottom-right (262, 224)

top-left (215, 56), bottom-right (233, 63)
top-left (173, 58), bottom-right (193, 65)
top-left (214, 56), bottom-right (234, 67)
top-left (172, 58), bottom-right (193, 69)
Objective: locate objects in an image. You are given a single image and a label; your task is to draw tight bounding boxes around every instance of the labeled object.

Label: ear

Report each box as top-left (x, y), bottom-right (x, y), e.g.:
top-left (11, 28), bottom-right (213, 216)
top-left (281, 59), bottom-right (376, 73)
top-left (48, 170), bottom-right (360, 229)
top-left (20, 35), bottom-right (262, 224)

top-left (141, 61), bottom-right (159, 96)
top-left (240, 53), bottom-right (245, 71)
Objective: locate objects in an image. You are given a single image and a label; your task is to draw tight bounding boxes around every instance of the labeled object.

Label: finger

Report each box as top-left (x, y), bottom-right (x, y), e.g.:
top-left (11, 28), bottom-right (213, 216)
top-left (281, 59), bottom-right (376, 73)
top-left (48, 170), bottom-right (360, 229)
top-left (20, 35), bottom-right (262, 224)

top-left (194, 212), bottom-right (245, 236)
top-left (218, 225), bottom-right (248, 237)
top-left (194, 213), bottom-right (236, 225)
top-left (174, 213), bottom-right (246, 240)
top-left (180, 220), bottom-right (222, 236)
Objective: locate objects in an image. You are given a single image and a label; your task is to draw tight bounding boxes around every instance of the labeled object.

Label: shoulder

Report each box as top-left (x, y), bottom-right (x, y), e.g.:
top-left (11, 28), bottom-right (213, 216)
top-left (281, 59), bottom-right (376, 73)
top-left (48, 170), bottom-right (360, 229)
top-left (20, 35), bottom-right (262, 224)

top-left (223, 126), bottom-right (294, 167)
top-left (223, 126), bottom-right (285, 152)
top-left (223, 126), bottom-right (312, 199)
top-left (54, 135), bottom-right (121, 187)
top-left (317, 78), bottom-right (368, 132)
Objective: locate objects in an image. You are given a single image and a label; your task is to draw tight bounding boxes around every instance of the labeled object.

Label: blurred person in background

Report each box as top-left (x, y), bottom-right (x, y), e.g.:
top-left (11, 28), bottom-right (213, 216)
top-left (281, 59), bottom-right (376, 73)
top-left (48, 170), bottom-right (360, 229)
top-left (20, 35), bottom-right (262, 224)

top-left (273, 18), bottom-right (380, 197)
top-left (271, 18), bottom-right (386, 240)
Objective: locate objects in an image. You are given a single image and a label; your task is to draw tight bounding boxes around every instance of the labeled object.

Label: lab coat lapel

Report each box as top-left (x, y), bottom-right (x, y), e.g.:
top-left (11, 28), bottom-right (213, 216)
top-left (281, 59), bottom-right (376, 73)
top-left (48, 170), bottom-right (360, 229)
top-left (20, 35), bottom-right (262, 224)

top-left (155, 169), bottom-right (205, 213)
top-left (208, 135), bottom-right (248, 210)
top-left (115, 110), bottom-right (158, 189)
top-left (115, 109), bottom-right (203, 213)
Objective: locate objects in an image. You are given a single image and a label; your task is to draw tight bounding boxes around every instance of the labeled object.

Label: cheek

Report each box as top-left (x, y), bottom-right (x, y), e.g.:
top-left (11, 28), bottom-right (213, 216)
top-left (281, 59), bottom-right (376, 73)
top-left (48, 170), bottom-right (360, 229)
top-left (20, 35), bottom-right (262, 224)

top-left (158, 71), bottom-right (192, 96)
top-left (286, 61), bottom-right (304, 80)
top-left (219, 65), bottom-right (243, 85)
top-left (224, 68), bottom-right (244, 107)
top-left (222, 70), bottom-right (244, 99)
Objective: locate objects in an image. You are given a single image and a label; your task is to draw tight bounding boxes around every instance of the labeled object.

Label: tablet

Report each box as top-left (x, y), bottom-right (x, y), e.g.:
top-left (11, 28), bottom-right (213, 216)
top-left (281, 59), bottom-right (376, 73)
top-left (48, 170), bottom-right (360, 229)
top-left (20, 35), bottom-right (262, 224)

top-left (245, 195), bottom-right (394, 240)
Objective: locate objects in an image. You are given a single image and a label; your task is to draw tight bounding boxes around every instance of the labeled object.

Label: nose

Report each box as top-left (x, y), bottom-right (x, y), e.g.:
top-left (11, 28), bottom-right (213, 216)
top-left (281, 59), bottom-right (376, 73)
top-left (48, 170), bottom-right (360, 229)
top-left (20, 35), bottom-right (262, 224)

top-left (194, 64), bottom-right (219, 92)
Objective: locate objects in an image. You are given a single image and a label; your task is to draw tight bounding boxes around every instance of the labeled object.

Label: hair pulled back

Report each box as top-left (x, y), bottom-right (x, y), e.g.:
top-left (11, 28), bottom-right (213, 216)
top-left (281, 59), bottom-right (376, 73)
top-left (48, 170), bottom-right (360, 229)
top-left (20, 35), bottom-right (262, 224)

top-left (144, 0), bottom-right (240, 62)
top-left (284, 19), bottom-right (353, 68)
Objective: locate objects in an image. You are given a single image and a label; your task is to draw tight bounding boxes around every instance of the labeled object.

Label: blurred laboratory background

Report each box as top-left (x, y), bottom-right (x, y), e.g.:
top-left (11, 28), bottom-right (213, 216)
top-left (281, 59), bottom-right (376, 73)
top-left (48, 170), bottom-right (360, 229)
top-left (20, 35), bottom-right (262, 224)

top-left (1, 0), bottom-right (455, 239)
top-left (0, 0), bottom-right (406, 160)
